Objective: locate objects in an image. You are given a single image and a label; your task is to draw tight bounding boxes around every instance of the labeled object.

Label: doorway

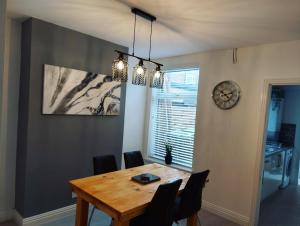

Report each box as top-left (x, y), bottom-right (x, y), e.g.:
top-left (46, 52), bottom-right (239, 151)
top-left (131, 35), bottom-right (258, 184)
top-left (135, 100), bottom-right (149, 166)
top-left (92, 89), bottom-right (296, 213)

top-left (257, 84), bottom-right (300, 225)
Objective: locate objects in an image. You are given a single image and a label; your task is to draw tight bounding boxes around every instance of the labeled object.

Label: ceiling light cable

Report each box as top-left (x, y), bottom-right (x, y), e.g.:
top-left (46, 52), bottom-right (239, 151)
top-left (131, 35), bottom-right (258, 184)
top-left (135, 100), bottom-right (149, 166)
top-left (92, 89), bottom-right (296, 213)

top-left (132, 13), bottom-right (137, 56)
top-left (149, 21), bottom-right (153, 61)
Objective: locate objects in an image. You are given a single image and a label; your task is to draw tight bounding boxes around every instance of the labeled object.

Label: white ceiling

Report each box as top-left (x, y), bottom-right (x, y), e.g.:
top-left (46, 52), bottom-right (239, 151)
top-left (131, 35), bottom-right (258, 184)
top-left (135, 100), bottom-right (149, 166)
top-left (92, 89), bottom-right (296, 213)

top-left (7, 0), bottom-right (300, 58)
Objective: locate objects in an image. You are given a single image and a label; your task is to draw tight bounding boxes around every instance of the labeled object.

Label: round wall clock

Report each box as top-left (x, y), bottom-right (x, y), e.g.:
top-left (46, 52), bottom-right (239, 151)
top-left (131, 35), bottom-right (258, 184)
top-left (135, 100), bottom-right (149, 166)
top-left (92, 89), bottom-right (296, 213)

top-left (212, 80), bottom-right (241, 110)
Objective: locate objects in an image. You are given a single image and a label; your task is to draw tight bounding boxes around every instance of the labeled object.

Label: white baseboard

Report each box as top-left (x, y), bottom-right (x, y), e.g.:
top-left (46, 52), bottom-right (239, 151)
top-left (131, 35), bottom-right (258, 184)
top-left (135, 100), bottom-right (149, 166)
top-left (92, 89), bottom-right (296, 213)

top-left (14, 211), bottom-right (23, 226)
top-left (14, 204), bottom-right (76, 226)
top-left (202, 200), bottom-right (250, 226)
top-left (0, 209), bottom-right (14, 222)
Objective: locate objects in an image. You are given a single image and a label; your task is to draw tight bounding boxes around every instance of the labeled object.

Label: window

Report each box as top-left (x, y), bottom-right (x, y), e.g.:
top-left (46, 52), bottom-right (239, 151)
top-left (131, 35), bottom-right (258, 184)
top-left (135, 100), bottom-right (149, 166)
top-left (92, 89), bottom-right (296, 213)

top-left (148, 68), bottom-right (199, 168)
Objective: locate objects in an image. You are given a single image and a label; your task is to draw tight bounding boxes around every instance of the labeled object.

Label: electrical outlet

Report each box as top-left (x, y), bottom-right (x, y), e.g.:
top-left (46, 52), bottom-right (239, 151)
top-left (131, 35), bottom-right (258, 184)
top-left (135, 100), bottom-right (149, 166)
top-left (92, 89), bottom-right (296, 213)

top-left (72, 192), bottom-right (77, 199)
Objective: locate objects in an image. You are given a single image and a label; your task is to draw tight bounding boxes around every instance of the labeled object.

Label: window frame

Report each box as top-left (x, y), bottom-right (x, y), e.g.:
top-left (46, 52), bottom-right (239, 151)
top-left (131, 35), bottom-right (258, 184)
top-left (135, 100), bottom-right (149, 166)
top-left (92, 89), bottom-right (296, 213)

top-left (145, 67), bottom-right (200, 170)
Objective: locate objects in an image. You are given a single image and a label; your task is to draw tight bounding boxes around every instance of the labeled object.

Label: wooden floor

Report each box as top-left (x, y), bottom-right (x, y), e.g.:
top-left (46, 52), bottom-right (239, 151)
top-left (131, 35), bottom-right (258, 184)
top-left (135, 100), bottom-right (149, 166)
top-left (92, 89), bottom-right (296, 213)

top-left (198, 210), bottom-right (239, 226)
top-left (0, 222), bottom-right (15, 226)
top-left (259, 185), bottom-right (300, 226)
top-left (0, 209), bottom-right (239, 226)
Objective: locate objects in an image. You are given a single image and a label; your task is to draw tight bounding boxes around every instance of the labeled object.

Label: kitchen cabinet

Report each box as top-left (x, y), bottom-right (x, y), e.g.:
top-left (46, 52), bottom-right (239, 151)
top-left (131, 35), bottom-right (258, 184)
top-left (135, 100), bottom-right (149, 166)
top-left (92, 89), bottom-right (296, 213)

top-left (267, 99), bottom-right (284, 135)
top-left (261, 149), bottom-right (285, 201)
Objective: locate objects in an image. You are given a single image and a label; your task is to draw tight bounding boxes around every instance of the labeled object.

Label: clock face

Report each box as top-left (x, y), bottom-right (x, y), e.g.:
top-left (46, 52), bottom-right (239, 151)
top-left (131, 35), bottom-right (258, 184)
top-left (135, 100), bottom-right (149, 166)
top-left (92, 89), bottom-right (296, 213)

top-left (212, 80), bottom-right (241, 110)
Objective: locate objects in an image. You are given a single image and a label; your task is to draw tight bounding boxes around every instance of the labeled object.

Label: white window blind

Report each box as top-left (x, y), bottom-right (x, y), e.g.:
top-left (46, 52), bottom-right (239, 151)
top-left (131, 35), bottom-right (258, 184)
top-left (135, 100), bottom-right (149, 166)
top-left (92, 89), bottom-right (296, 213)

top-left (148, 69), bottom-right (199, 168)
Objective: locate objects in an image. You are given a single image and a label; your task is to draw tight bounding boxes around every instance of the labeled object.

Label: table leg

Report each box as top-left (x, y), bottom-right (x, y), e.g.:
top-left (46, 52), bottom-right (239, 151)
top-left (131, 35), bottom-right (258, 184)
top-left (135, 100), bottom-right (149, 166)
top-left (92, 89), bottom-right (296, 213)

top-left (75, 197), bottom-right (89, 226)
top-left (187, 213), bottom-right (198, 226)
top-left (112, 219), bottom-right (129, 226)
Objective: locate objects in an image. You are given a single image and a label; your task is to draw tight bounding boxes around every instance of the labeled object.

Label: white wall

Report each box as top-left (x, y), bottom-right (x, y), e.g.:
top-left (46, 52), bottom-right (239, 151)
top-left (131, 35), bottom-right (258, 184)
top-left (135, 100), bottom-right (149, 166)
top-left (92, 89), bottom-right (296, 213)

top-left (122, 57), bottom-right (148, 168)
top-left (0, 15), bottom-right (21, 222)
top-left (151, 40), bottom-right (300, 224)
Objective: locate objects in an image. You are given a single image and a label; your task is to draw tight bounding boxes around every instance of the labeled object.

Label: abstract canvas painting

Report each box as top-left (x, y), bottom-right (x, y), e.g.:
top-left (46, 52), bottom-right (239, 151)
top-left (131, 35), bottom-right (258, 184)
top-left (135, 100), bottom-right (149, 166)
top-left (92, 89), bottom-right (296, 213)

top-left (43, 64), bottom-right (121, 115)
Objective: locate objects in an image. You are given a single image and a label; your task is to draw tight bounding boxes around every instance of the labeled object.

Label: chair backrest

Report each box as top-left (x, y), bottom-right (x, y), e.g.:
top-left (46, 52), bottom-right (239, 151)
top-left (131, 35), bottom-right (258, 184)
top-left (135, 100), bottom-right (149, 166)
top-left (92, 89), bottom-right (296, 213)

top-left (123, 151), bottom-right (144, 169)
top-left (143, 179), bottom-right (182, 226)
top-left (175, 170), bottom-right (210, 220)
top-left (93, 155), bottom-right (118, 175)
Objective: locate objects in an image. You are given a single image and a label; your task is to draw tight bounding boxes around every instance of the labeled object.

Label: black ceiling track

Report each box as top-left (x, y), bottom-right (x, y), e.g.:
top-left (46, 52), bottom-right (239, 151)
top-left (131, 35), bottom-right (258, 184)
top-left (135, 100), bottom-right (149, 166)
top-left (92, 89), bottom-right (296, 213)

top-left (131, 8), bottom-right (156, 22)
top-left (115, 50), bottom-right (163, 66)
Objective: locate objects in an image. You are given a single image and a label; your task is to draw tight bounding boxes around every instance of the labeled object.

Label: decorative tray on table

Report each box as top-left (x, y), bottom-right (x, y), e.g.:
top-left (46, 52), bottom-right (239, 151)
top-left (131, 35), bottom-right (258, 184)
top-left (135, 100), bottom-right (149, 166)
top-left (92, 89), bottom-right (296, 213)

top-left (131, 173), bottom-right (161, 185)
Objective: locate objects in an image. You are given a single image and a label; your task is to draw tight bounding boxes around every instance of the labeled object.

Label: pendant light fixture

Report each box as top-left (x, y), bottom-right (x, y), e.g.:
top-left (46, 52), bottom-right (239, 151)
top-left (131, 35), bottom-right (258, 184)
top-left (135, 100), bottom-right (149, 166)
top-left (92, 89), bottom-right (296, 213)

top-left (112, 8), bottom-right (164, 89)
top-left (132, 59), bottom-right (147, 86)
top-left (150, 65), bottom-right (164, 89)
top-left (112, 52), bottom-right (128, 82)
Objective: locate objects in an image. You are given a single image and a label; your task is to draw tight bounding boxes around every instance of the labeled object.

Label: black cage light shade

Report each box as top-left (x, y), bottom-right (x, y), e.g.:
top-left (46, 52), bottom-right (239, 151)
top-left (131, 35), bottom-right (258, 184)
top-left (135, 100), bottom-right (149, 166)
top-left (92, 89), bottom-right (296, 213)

top-left (150, 65), bottom-right (164, 89)
top-left (112, 52), bottom-right (128, 82)
top-left (132, 59), bottom-right (147, 86)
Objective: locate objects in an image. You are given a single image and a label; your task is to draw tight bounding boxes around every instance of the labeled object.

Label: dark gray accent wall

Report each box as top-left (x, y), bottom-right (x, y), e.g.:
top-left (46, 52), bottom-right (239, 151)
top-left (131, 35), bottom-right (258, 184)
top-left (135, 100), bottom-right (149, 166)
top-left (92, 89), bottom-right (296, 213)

top-left (0, 0), bottom-right (6, 214)
top-left (0, 1), bottom-right (6, 134)
top-left (16, 18), bottom-right (128, 218)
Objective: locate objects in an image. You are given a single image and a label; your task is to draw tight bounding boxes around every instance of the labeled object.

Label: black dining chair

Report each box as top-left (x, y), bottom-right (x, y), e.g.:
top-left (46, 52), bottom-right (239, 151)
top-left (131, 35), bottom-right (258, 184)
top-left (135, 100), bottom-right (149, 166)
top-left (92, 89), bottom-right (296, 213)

top-left (93, 154), bottom-right (118, 175)
top-left (173, 170), bottom-right (210, 225)
top-left (130, 179), bottom-right (182, 226)
top-left (123, 151), bottom-right (144, 169)
top-left (88, 155), bottom-right (118, 226)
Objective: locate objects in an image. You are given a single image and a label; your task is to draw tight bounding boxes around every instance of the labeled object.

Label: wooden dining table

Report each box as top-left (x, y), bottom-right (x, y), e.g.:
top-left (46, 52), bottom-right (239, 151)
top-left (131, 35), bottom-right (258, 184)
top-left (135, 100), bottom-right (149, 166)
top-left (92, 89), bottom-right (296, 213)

top-left (69, 163), bottom-right (196, 226)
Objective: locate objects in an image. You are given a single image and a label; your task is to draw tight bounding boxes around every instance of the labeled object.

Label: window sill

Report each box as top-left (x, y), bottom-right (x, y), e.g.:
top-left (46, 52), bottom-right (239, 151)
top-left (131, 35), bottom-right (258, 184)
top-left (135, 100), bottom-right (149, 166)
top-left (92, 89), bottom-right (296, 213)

top-left (145, 157), bottom-right (193, 173)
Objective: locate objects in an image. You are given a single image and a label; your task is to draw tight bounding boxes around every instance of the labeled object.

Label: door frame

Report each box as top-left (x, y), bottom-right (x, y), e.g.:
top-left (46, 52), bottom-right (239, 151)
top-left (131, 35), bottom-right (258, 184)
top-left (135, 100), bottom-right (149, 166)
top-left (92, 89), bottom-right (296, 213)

top-left (250, 78), bottom-right (300, 226)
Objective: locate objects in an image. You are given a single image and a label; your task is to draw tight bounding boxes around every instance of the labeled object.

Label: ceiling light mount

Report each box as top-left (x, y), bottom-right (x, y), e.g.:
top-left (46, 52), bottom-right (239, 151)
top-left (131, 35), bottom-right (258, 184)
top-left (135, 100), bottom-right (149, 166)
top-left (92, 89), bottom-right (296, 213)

top-left (131, 8), bottom-right (156, 22)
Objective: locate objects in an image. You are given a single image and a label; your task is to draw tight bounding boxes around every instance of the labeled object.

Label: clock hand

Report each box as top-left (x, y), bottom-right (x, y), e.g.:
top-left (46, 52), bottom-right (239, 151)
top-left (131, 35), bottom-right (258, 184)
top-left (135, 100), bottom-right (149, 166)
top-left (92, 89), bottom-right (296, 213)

top-left (224, 91), bottom-right (233, 97)
top-left (224, 92), bottom-right (230, 99)
top-left (227, 92), bottom-right (233, 98)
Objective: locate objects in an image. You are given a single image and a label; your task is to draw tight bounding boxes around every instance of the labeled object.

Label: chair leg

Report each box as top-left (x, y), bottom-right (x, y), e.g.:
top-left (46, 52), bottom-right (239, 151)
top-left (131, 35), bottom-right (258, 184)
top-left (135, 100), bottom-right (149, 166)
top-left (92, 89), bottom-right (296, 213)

top-left (197, 217), bottom-right (201, 226)
top-left (88, 206), bottom-right (96, 226)
top-left (197, 212), bottom-right (202, 226)
top-left (187, 213), bottom-right (198, 226)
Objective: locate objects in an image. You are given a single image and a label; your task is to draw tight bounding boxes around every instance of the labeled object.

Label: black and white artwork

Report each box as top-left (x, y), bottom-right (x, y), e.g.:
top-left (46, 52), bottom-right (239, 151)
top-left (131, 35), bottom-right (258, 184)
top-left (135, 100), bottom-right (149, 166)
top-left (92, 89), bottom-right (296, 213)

top-left (43, 64), bottom-right (121, 115)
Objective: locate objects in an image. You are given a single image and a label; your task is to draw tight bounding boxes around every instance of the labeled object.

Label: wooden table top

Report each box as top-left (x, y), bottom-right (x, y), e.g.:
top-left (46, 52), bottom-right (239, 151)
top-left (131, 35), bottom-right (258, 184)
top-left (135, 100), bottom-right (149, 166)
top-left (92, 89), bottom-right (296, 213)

top-left (70, 163), bottom-right (191, 220)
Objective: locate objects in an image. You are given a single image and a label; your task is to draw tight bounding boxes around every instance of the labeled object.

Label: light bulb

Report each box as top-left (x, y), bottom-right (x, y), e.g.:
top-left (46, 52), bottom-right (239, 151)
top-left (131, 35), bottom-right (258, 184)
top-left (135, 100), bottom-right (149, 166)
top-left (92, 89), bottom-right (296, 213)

top-left (116, 60), bottom-right (125, 70)
top-left (136, 66), bottom-right (144, 75)
top-left (154, 70), bottom-right (161, 79)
